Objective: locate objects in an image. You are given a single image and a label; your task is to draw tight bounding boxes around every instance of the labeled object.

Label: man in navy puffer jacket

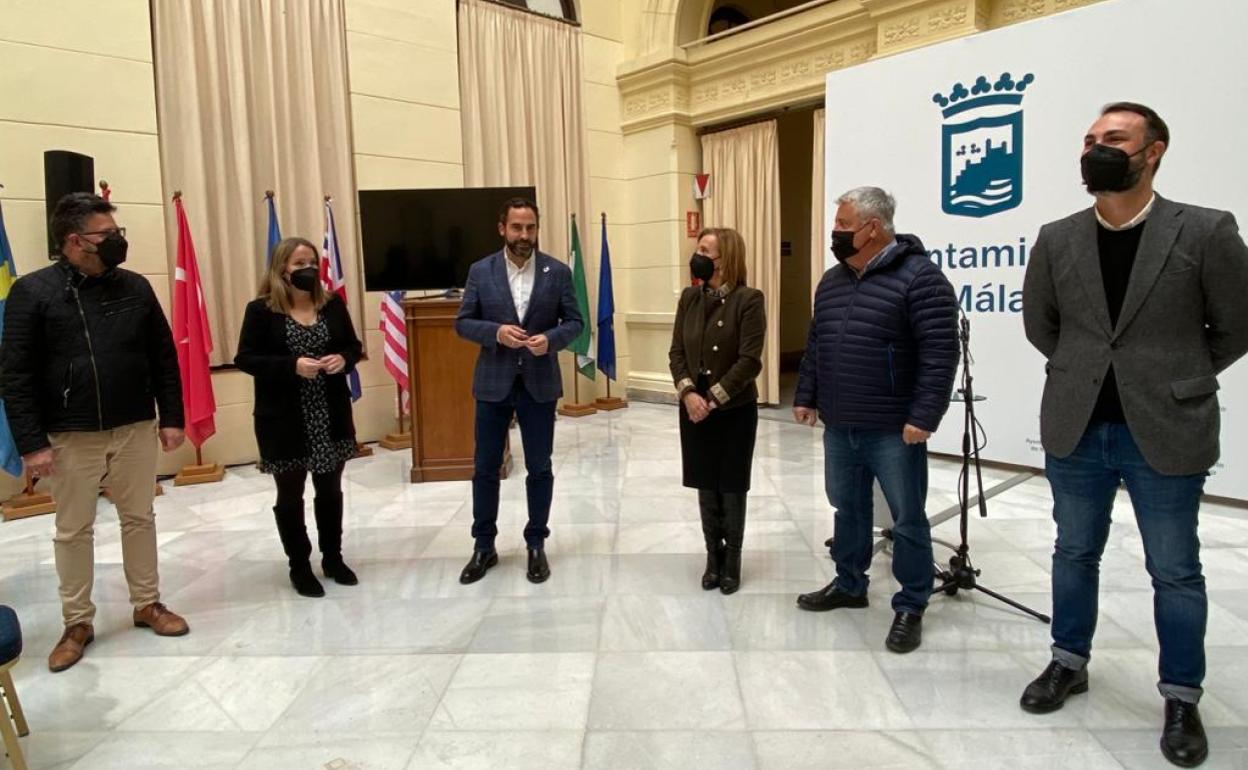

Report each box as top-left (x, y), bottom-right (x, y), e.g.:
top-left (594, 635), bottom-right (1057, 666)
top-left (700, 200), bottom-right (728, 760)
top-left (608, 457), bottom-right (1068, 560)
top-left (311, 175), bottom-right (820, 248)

top-left (792, 186), bottom-right (958, 654)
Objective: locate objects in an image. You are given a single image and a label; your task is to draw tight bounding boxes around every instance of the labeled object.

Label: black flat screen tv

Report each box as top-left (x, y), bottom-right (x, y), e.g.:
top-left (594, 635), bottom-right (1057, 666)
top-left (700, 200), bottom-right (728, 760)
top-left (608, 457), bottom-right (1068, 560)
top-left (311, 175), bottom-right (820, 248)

top-left (359, 186), bottom-right (537, 291)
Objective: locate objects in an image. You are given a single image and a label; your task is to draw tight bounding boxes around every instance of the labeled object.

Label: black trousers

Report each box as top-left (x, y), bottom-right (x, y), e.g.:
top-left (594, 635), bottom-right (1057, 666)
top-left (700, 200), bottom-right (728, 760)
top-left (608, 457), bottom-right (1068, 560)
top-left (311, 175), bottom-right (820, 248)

top-left (272, 464), bottom-right (346, 566)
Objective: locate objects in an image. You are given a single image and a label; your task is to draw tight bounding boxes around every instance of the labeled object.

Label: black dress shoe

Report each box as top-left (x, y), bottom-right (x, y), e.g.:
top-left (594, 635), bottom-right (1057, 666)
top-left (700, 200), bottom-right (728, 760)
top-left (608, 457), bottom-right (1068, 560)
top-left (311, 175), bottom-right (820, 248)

top-left (459, 550), bottom-right (498, 585)
top-left (526, 547), bottom-right (550, 584)
top-left (1161, 698), bottom-right (1208, 767)
top-left (796, 581), bottom-right (868, 612)
top-left (885, 611), bottom-right (923, 653)
top-left (322, 557), bottom-right (359, 586)
top-left (289, 562), bottom-right (325, 597)
top-left (1019, 660), bottom-right (1089, 714)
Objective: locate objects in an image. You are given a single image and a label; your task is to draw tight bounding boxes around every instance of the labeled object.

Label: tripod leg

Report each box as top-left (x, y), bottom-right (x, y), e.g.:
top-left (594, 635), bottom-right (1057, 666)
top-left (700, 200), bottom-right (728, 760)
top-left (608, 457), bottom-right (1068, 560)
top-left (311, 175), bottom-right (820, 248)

top-left (971, 583), bottom-right (1051, 623)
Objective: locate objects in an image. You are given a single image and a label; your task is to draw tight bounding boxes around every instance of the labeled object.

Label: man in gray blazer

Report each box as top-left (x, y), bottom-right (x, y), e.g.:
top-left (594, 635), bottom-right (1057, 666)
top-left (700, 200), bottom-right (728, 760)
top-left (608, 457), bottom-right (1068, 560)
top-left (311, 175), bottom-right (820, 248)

top-left (454, 198), bottom-right (583, 586)
top-left (1021, 102), bottom-right (1248, 768)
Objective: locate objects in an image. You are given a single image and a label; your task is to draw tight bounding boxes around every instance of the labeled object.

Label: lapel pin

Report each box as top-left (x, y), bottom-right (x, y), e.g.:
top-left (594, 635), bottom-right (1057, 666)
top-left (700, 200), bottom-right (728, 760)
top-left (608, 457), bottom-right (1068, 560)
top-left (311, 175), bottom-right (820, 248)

top-left (543, 266), bottom-right (550, 273)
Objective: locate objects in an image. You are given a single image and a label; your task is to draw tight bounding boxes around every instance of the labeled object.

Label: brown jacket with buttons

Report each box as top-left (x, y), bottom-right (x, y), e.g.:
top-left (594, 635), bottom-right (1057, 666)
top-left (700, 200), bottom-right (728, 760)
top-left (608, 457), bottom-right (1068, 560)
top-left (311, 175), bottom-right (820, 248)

top-left (668, 284), bottom-right (766, 409)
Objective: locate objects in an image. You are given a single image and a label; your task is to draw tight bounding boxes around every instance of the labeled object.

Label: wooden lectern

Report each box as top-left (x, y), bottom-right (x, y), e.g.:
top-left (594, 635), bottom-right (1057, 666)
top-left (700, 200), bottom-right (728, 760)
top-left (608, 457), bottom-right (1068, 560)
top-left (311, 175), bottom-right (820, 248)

top-left (404, 298), bottom-right (510, 482)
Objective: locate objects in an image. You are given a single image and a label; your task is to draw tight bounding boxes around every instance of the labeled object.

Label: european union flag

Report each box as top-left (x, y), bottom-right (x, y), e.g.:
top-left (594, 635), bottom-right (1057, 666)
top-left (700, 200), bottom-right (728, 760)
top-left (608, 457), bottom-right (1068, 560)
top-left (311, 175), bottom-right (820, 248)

top-left (265, 193), bottom-right (282, 268)
top-left (596, 214), bottom-right (617, 382)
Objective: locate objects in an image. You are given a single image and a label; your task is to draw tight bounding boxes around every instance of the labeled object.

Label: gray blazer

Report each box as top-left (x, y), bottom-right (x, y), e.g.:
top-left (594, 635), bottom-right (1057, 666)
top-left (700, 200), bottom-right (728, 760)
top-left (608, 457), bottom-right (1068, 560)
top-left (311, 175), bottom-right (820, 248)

top-left (1022, 195), bottom-right (1248, 475)
top-left (454, 250), bottom-right (583, 404)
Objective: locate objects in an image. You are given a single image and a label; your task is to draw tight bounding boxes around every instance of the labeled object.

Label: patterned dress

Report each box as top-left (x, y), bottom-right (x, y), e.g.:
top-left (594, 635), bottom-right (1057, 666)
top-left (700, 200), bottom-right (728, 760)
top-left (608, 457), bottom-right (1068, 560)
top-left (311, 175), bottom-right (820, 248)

top-left (257, 314), bottom-right (357, 475)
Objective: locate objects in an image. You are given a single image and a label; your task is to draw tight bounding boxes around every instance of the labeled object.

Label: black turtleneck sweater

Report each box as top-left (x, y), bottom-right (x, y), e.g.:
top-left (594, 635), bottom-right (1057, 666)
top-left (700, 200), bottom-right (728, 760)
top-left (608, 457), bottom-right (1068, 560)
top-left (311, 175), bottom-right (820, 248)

top-left (1090, 219), bottom-right (1147, 423)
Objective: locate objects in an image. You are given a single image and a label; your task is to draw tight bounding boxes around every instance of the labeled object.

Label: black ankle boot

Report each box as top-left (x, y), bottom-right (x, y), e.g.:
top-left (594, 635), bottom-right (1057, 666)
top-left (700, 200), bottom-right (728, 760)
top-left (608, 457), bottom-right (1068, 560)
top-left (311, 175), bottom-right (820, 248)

top-left (289, 562), bottom-right (325, 597)
top-left (697, 490), bottom-right (724, 590)
top-left (322, 557), bottom-right (358, 586)
top-left (719, 492), bottom-right (747, 595)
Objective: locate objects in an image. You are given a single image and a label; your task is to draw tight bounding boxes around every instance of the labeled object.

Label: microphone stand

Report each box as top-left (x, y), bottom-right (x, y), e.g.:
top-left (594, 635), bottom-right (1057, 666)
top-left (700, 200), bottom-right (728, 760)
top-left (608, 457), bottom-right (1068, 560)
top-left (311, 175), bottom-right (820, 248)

top-left (931, 312), bottom-right (1050, 623)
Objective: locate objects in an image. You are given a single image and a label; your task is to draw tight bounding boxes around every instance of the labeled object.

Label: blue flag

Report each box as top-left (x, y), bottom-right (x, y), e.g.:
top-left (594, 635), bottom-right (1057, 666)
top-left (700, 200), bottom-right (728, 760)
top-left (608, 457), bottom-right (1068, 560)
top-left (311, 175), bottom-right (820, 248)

top-left (596, 215), bottom-right (617, 382)
top-left (0, 201), bottom-right (25, 476)
top-left (265, 194), bottom-right (282, 268)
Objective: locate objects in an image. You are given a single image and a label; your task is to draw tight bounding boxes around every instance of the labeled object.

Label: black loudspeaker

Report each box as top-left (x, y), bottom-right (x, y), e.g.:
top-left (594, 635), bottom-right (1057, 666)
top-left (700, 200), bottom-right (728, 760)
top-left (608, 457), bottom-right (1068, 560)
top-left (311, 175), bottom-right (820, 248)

top-left (43, 150), bottom-right (95, 256)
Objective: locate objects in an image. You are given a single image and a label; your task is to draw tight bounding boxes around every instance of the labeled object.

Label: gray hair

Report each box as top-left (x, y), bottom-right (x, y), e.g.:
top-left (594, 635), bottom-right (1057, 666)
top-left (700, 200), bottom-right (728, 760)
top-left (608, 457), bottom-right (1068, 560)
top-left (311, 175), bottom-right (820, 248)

top-left (835, 187), bottom-right (896, 233)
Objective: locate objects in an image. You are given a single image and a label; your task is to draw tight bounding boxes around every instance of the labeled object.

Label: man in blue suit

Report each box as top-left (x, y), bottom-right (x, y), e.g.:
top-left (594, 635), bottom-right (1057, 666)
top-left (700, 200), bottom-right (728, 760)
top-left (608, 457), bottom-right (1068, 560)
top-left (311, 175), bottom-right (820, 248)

top-left (454, 198), bottom-right (583, 584)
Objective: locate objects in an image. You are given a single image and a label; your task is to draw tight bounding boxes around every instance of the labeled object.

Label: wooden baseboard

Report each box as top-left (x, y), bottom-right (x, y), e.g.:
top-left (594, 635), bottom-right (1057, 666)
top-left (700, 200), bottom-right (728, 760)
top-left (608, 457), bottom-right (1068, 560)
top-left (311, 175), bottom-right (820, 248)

top-left (173, 463), bottom-right (225, 487)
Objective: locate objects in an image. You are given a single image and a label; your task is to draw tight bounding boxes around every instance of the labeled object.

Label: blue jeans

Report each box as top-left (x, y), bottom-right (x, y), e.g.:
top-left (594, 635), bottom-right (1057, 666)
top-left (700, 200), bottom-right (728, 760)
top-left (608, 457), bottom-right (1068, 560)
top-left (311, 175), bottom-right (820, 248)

top-left (1045, 421), bottom-right (1207, 703)
top-left (823, 427), bottom-right (933, 614)
top-left (472, 377), bottom-right (556, 552)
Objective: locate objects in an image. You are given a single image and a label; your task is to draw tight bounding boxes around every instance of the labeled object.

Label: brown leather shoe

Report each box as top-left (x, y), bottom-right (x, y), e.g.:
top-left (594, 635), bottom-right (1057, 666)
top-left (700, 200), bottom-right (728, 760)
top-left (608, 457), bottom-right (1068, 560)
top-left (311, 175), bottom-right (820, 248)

top-left (133, 602), bottom-right (189, 637)
top-left (48, 623), bottom-right (94, 672)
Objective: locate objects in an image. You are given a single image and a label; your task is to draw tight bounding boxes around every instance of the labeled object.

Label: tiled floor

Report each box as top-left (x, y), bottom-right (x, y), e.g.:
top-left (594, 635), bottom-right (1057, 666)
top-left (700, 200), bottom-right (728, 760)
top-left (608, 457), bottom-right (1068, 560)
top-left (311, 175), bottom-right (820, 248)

top-left (2, 402), bottom-right (1247, 769)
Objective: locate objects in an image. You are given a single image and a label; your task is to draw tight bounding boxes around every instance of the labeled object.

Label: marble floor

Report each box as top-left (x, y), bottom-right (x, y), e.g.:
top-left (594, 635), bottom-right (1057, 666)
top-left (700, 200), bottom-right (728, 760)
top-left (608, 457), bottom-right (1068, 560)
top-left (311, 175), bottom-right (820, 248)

top-left (2, 403), bottom-right (1247, 769)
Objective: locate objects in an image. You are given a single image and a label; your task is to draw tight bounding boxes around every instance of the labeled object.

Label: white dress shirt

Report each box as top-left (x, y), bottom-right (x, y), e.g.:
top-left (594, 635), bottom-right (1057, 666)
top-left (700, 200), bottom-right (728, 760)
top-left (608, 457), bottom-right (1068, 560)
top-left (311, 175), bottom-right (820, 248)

top-left (1096, 193), bottom-right (1156, 231)
top-left (505, 249), bottom-right (536, 320)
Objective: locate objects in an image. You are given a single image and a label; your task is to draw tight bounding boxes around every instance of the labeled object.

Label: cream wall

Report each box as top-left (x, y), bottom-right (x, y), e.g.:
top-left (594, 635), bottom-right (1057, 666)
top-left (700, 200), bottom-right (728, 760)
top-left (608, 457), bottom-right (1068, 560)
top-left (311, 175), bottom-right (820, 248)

top-left (343, 0), bottom-right (466, 443)
top-left (615, 0), bottom-right (1108, 403)
top-left (0, 0), bottom-right (628, 500)
top-left (0, 0), bottom-right (185, 494)
top-left (0, 0), bottom-right (1108, 497)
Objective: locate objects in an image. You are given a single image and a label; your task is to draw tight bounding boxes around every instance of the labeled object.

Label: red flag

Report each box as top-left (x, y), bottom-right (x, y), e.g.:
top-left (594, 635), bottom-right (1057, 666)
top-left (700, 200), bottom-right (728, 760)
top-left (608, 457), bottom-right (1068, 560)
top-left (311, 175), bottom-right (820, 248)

top-left (172, 197), bottom-right (217, 448)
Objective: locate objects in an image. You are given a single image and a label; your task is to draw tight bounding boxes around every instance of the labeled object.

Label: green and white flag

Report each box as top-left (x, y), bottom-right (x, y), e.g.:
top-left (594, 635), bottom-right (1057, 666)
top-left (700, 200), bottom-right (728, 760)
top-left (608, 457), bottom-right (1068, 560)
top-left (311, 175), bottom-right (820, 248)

top-left (568, 215), bottom-right (595, 379)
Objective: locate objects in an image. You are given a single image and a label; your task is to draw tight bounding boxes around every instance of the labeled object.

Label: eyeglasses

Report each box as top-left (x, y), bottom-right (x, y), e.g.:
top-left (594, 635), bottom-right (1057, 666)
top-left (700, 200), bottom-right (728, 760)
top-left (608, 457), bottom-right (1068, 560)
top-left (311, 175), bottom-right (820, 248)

top-left (78, 228), bottom-right (126, 239)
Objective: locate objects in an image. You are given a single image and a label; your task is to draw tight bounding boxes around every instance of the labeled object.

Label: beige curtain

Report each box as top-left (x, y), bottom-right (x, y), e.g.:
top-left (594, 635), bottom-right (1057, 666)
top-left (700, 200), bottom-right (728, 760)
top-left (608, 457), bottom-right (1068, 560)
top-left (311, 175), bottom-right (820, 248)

top-left (458, 0), bottom-right (591, 275)
top-left (811, 108), bottom-right (826, 307)
top-left (152, 0), bottom-right (359, 364)
top-left (701, 121), bottom-right (781, 405)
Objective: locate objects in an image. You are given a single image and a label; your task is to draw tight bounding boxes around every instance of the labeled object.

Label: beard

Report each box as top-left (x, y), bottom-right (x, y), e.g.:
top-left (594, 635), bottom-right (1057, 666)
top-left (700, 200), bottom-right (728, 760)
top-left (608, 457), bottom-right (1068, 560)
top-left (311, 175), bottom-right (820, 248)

top-left (507, 237), bottom-right (535, 259)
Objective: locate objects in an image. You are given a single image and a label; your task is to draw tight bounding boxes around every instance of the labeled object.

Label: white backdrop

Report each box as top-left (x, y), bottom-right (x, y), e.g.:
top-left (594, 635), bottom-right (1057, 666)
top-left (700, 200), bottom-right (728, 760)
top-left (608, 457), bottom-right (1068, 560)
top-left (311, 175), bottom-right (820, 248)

top-left (824, 0), bottom-right (1248, 500)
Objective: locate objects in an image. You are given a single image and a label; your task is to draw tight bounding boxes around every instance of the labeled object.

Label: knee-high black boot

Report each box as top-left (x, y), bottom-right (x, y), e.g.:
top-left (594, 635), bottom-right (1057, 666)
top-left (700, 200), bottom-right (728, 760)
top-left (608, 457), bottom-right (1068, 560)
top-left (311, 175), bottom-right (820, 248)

top-left (314, 491), bottom-right (357, 586)
top-left (274, 503), bottom-right (323, 597)
top-left (719, 492), bottom-right (747, 595)
top-left (698, 489), bottom-right (725, 590)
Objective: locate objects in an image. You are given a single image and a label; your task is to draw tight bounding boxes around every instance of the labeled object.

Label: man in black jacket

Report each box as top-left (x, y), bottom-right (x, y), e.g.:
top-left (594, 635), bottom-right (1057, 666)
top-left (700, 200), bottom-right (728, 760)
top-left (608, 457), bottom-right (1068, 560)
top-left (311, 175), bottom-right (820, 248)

top-left (792, 186), bottom-right (959, 654)
top-left (0, 193), bottom-right (190, 673)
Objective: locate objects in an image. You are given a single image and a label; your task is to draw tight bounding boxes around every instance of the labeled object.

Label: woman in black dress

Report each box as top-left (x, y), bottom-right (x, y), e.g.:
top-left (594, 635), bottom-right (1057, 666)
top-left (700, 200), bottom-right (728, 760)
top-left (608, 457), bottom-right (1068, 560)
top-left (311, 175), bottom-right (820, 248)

top-left (236, 237), bottom-right (363, 597)
top-left (668, 227), bottom-right (766, 594)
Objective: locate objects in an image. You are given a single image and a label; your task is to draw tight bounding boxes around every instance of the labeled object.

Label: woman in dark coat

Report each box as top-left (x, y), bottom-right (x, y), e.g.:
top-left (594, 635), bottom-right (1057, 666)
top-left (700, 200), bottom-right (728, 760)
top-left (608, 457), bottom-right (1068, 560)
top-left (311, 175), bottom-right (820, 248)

top-left (236, 236), bottom-right (363, 597)
top-left (668, 227), bottom-right (766, 594)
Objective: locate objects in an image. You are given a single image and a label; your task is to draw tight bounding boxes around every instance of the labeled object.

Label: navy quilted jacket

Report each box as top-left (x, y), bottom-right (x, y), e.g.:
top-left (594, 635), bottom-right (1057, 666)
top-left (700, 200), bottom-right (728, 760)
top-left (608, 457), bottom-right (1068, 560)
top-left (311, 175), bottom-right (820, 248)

top-left (794, 234), bottom-right (959, 432)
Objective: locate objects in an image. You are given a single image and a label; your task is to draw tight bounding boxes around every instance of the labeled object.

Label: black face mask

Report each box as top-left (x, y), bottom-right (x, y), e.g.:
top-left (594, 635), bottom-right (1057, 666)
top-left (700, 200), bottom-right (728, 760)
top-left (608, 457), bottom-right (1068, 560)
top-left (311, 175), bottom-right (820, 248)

top-left (87, 231), bottom-right (129, 268)
top-left (689, 253), bottom-right (716, 282)
top-left (830, 225), bottom-right (868, 263)
top-left (288, 266), bottom-right (320, 293)
top-left (1081, 143), bottom-right (1148, 193)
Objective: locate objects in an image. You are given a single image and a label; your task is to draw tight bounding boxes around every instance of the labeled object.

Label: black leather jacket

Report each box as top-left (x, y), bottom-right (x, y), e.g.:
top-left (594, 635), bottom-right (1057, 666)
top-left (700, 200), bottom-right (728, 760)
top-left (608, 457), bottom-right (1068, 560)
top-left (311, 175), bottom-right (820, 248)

top-left (0, 261), bottom-right (184, 455)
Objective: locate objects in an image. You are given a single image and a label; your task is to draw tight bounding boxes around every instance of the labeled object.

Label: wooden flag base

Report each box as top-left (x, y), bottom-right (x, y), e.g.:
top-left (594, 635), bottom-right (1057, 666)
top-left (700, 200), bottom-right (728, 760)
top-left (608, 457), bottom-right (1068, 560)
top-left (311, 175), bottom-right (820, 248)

top-left (379, 432), bottom-right (412, 450)
top-left (594, 396), bottom-right (628, 411)
top-left (557, 402), bottom-right (597, 418)
top-left (352, 443), bottom-right (374, 459)
top-left (173, 463), bottom-right (225, 487)
top-left (2, 491), bottom-right (55, 521)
